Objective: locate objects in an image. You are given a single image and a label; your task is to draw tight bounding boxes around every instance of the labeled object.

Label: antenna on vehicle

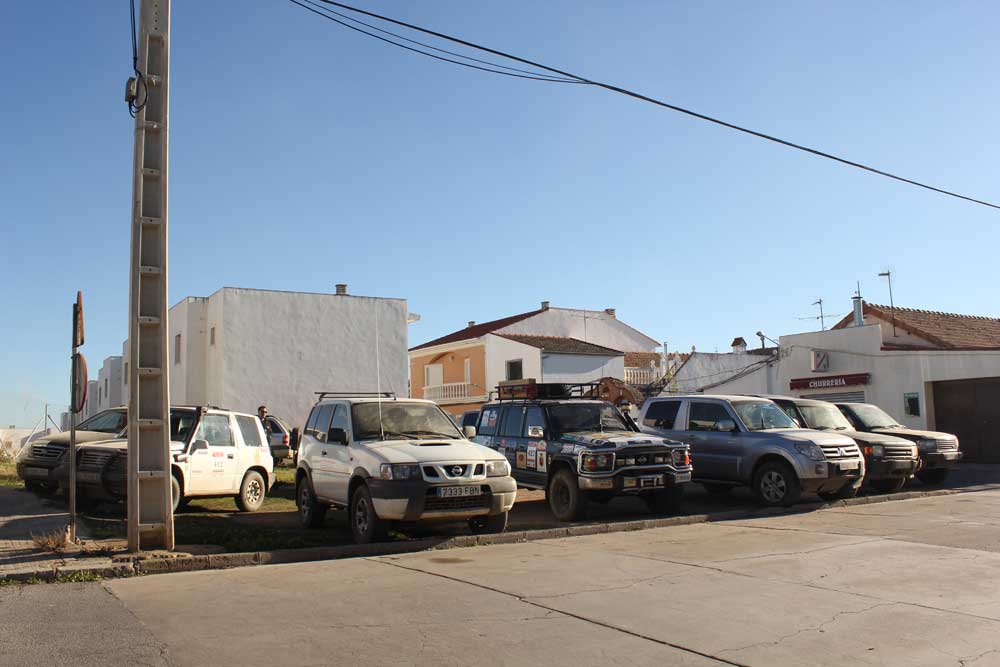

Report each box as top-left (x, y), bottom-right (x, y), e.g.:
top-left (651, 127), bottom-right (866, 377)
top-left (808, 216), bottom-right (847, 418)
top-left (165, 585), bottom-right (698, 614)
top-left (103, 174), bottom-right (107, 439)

top-left (375, 302), bottom-right (385, 441)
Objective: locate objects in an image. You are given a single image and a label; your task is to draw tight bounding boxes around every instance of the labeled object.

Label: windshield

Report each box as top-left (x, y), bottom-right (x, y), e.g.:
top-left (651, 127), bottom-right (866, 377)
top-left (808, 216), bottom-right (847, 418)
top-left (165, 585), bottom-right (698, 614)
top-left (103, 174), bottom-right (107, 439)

top-left (545, 403), bottom-right (633, 435)
top-left (78, 409), bottom-right (128, 434)
top-left (797, 404), bottom-right (853, 431)
top-left (732, 401), bottom-right (797, 431)
top-left (351, 402), bottom-right (463, 441)
top-left (850, 404), bottom-right (901, 429)
top-left (170, 409), bottom-right (198, 443)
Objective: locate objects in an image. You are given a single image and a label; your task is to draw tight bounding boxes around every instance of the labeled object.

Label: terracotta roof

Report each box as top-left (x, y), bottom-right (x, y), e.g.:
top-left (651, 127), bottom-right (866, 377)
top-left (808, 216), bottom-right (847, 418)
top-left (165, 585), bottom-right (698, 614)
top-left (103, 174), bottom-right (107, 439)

top-left (624, 351), bottom-right (661, 368)
top-left (410, 309), bottom-right (544, 351)
top-left (832, 302), bottom-right (1000, 350)
top-left (731, 337), bottom-right (747, 347)
top-left (495, 334), bottom-right (623, 356)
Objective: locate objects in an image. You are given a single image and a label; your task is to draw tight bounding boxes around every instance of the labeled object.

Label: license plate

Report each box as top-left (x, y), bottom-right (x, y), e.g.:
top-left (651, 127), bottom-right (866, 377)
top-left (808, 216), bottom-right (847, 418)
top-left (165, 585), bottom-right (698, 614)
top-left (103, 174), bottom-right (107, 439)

top-left (437, 486), bottom-right (482, 498)
top-left (838, 460), bottom-right (859, 471)
top-left (24, 467), bottom-right (49, 480)
top-left (639, 475), bottom-right (664, 488)
top-left (673, 471), bottom-right (692, 483)
top-left (78, 471), bottom-right (102, 484)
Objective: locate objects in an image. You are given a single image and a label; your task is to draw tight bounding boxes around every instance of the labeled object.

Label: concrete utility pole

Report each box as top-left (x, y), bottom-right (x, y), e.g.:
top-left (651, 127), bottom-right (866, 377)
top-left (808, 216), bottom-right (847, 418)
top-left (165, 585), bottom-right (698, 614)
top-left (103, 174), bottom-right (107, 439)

top-left (126, 0), bottom-right (173, 551)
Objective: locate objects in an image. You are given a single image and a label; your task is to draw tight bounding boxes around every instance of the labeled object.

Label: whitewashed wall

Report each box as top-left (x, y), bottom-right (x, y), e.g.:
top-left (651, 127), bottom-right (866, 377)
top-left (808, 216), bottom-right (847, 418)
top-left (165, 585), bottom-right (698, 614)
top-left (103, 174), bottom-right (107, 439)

top-left (97, 356), bottom-right (124, 410)
top-left (541, 353), bottom-right (625, 383)
top-left (499, 308), bottom-right (658, 353)
top-left (484, 335), bottom-right (542, 391)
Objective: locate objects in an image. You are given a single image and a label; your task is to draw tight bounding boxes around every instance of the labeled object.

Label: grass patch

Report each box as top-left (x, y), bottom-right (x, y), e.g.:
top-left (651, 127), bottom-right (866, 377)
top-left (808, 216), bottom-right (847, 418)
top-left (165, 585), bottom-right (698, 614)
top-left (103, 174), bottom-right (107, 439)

top-left (0, 460), bottom-right (21, 488)
top-left (32, 528), bottom-right (69, 553)
top-left (55, 570), bottom-right (102, 584)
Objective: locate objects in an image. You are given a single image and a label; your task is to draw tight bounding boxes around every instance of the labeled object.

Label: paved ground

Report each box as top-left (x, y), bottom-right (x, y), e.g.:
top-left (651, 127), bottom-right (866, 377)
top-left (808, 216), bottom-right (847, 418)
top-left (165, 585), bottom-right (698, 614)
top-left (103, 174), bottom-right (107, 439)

top-left (5, 488), bottom-right (1000, 666)
top-left (0, 487), bottom-right (91, 575)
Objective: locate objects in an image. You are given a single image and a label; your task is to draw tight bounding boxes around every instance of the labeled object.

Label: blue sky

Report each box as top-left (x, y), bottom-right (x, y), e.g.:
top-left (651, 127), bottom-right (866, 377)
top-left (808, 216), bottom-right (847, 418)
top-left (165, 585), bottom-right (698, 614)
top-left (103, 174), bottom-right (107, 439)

top-left (1, 1), bottom-right (997, 427)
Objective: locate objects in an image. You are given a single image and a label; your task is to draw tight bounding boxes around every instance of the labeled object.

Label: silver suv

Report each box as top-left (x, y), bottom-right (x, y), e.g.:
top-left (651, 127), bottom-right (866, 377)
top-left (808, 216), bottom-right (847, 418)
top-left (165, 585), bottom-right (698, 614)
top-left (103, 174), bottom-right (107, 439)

top-left (638, 395), bottom-right (864, 506)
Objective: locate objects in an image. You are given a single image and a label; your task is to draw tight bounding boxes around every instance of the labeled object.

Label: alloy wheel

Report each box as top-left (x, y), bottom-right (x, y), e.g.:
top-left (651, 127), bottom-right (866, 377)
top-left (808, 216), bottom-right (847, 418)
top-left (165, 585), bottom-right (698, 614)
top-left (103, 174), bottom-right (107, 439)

top-left (355, 496), bottom-right (370, 534)
top-left (246, 479), bottom-right (263, 505)
top-left (760, 471), bottom-right (787, 503)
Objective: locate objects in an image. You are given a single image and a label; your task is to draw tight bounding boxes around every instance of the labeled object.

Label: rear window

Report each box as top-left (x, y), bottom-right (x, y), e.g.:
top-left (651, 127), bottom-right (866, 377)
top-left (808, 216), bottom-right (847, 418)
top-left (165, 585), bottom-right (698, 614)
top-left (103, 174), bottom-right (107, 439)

top-left (500, 406), bottom-right (525, 437)
top-left (478, 407), bottom-right (500, 436)
top-left (643, 401), bottom-right (680, 429)
top-left (236, 415), bottom-right (264, 447)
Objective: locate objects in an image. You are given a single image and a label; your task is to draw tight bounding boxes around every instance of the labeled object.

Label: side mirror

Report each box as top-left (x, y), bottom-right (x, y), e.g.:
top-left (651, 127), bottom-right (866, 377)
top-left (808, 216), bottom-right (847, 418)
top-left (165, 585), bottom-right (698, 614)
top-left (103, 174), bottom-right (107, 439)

top-left (190, 439), bottom-right (209, 453)
top-left (717, 419), bottom-right (737, 433)
top-left (462, 425), bottom-right (477, 439)
top-left (327, 427), bottom-right (348, 445)
top-left (290, 427), bottom-right (301, 450)
top-left (526, 426), bottom-right (544, 439)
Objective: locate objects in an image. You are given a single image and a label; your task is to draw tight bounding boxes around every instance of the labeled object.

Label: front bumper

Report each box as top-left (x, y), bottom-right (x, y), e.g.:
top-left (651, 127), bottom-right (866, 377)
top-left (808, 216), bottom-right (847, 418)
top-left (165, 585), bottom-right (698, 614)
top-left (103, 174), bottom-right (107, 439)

top-left (866, 458), bottom-right (918, 480)
top-left (578, 467), bottom-right (692, 493)
top-left (16, 458), bottom-right (64, 487)
top-left (270, 445), bottom-right (290, 460)
top-left (368, 476), bottom-right (517, 522)
top-left (800, 459), bottom-right (863, 493)
top-left (921, 451), bottom-right (962, 469)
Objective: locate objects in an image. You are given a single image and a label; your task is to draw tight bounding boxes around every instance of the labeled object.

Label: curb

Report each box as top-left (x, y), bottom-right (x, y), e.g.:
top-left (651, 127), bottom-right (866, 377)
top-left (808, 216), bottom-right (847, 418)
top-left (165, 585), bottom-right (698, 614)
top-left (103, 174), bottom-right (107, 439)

top-left (3, 482), bottom-right (998, 583)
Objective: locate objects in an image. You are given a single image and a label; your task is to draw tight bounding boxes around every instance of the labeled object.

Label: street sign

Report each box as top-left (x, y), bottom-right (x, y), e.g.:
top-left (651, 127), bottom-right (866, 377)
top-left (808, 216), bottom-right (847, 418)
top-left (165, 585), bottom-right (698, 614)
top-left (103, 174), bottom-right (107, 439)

top-left (71, 353), bottom-right (88, 414)
top-left (73, 291), bottom-right (85, 348)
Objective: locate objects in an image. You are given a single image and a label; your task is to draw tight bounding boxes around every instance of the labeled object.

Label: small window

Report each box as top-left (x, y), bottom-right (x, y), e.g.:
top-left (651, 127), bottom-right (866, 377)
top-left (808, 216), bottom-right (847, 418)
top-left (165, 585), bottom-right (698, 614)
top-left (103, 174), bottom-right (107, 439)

top-left (236, 415), bottom-right (264, 448)
top-left (329, 405), bottom-right (350, 444)
top-left (478, 407), bottom-right (499, 435)
top-left (265, 417), bottom-right (285, 435)
top-left (305, 407), bottom-right (321, 436)
top-left (688, 402), bottom-right (732, 432)
top-left (210, 327), bottom-right (216, 346)
top-left (500, 406), bottom-right (525, 437)
top-left (506, 359), bottom-right (523, 381)
top-left (312, 404), bottom-right (335, 442)
top-left (523, 406), bottom-right (546, 437)
top-left (195, 414), bottom-right (234, 447)
top-left (643, 400), bottom-right (680, 430)
top-left (904, 393), bottom-right (920, 417)
top-left (174, 334), bottom-right (182, 365)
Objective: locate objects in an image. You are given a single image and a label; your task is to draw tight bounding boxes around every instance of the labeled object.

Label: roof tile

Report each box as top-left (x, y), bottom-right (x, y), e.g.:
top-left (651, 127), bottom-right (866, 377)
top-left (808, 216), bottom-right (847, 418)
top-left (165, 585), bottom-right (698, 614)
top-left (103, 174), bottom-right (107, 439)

top-left (832, 302), bottom-right (1000, 349)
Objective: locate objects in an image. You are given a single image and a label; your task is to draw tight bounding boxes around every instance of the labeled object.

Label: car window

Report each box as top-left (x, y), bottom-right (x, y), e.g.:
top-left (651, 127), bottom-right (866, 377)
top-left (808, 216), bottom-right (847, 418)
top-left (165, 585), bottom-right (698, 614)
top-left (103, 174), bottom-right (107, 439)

top-left (643, 400), bottom-right (680, 429)
top-left (78, 410), bottom-right (128, 434)
top-left (305, 408), bottom-right (321, 435)
top-left (236, 415), bottom-right (264, 447)
top-left (523, 407), bottom-right (545, 436)
top-left (170, 410), bottom-right (198, 442)
top-left (265, 417), bottom-right (285, 435)
top-left (329, 405), bottom-right (350, 443)
top-left (847, 404), bottom-right (901, 429)
top-left (500, 406), bottom-right (525, 437)
top-left (312, 404), bottom-right (335, 442)
top-left (195, 414), bottom-right (234, 447)
top-left (461, 412), bottom-right (479, 428)
top-left (732, 401), bottom-right (796, 431)
top-left (478, 407), bottom-right (499, 435)
top-left (797, 403), bottom-right (853, 431)
top-left (350, 401), bottom-right (462, 441)
top-left (688, 402), bottom-right (733, 432)
top-left (546, 403), bottom-right (632, 434)
top-left (777, 403), bottom-right (801, 424)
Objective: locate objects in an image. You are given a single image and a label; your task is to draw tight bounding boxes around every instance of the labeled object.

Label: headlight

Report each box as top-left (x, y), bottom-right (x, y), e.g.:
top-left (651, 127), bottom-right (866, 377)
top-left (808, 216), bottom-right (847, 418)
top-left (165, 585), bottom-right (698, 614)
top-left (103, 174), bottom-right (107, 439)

top-left (485, 459), bottom-right (510, 477)
top-left (795, 443), bottom-right (825, 461)
top-left (917, 439), bottom-right (936, 453)
top-left (869, 444), bottom-right (884, 458)
top-left (581, 452), bottom-right (615, 472)
top-left (380, 463), bottom-right (421, 480)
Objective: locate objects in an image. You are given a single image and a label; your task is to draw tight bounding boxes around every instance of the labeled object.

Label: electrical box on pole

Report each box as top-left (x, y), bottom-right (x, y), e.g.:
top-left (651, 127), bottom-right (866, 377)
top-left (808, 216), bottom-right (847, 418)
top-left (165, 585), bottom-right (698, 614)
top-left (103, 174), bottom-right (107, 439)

top-left (126, 0), bottom-right (173, 551)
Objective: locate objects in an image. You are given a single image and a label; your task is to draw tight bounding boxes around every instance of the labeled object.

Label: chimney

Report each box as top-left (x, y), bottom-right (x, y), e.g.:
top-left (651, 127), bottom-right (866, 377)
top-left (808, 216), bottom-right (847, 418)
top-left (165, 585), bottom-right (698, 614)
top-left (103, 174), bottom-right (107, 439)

top-left (335, 284), bottom-right (348, 296)
top-left (731, 337), bottom-right (747, 353)
top-left (540, 301), bottom-right (550, 310)
top-left (604, 308), bottom-right (616, 318)
top-left (852, 295), bottom-right (864, 326)
top-left (467, 320), bottom-right (476, 328)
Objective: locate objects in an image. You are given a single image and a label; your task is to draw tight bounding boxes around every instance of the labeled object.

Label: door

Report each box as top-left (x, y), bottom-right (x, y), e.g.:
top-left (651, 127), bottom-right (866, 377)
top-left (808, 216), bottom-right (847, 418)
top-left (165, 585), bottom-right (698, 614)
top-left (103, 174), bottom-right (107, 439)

top-left (326, 405), bottom-right (353, 500)
top-left (934, 378), bottom-right (1000, 463)
top-left (684, 401), bottom-right (739, 480)
top-left (265, 417), bottom-right (286, 450)
top-left (520, 406), bottom-right (549, 488)
top-left (235, 414), bottom-right (268, 477)
top-left (307, 404), bottom-right (336, 500)
top-left (188, 413), bottom-right (239, 494)
top-left (498, 405), bottom-right (529, 484)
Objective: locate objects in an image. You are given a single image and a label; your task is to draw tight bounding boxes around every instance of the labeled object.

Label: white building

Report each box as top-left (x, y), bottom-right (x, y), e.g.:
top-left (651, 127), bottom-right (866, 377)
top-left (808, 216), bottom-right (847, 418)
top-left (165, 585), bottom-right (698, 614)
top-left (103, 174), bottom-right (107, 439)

top-left (697, 301), bottom-right (1000, 463)
top-left (82, 380), bottom-right (99, 420)
top-left (96, 356), bottom-right (124, 411)
top-left (124, 286), bottom-right (409, 430)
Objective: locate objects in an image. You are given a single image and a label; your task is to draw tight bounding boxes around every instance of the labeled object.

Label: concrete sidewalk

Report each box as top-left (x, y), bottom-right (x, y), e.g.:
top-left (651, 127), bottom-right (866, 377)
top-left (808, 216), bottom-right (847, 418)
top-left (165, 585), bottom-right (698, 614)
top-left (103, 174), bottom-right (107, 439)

top-left (5, 489), bottom-right (1000, 666)
top-left (0, 487), bottom-right (87, 575)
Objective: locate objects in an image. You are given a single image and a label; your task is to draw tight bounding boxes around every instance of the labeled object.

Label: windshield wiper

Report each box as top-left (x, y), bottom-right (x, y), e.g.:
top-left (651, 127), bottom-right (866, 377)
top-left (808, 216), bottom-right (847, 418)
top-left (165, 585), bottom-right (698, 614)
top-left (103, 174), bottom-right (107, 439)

top-left (401, 430), bottom-right (456, 439)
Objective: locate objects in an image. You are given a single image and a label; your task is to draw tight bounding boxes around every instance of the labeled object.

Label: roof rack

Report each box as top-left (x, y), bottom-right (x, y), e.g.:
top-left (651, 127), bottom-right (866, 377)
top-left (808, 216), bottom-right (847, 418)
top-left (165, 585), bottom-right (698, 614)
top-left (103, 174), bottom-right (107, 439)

top-left (314, 391), bottom-right (396, 403)
top-left (495, 379), bottom-right (603, 402)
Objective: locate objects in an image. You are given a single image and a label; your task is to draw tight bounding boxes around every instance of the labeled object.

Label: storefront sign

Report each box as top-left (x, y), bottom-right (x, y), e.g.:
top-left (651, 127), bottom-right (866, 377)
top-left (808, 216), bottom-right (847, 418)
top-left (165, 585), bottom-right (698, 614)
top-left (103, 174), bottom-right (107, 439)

top-left (790, 372), bottom-right (870, 391)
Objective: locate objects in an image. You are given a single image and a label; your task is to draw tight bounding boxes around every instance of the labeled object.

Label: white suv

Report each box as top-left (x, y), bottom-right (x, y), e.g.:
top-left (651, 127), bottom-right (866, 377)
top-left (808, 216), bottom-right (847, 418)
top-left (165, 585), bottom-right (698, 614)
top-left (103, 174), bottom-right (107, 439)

top-left (73, 406), bottom-right (274, 512)
top-left (295, 394), bottom-right (517, 543)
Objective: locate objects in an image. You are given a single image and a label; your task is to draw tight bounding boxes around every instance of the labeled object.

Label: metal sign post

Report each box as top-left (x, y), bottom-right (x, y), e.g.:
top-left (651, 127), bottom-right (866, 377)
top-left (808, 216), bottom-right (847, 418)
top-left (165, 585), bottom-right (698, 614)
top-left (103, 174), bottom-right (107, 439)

top-left (69, 291), bottom-right (86, 543)
top-left (126, 0), bottom-right (174, 551)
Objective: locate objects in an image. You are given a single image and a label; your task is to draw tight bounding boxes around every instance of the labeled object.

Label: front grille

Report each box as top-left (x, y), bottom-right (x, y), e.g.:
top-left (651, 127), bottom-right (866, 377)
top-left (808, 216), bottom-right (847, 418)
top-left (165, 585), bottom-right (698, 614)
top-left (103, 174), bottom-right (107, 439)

top-left (883, 444), bottom-right (915, 460)
top-left (423, 487), bottom-right (490, 512)
top-left (79, 450), bottom-right (114, 468)
top-left (614, 447), bottom-right (672, 469)
top-left (31, 444), bottom-right (64, 460)
top-left (821, 443), bottom-right (861, 460)
top-left (936, 439), bottom-right (958, 451)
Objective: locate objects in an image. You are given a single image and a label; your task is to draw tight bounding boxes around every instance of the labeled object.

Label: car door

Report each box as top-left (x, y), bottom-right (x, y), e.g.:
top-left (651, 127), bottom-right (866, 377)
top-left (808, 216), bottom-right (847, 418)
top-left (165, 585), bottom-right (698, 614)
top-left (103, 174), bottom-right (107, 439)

top-left (325, 404), bottom-right (353, 502)
top-left (307, 403), bottom-right (336, 500)
top-left (234, 414), bottom-right (269, 478)
top-left (187, 413), bottom-right (240, 494)
top-left (265, 417), bottom-right (286, 450)
top-left (498, 405), bottom-right (528, 483)
top-left (684, 401), bottom-right (739, 481)
top-left (520, 406), bottom-right (549, 488)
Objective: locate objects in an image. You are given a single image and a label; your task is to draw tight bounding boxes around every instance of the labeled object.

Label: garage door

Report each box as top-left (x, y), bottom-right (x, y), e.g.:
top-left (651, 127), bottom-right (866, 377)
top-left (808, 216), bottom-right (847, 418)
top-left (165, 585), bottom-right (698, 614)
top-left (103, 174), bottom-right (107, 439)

top-left (933, 378), bottom-right (1000, 464)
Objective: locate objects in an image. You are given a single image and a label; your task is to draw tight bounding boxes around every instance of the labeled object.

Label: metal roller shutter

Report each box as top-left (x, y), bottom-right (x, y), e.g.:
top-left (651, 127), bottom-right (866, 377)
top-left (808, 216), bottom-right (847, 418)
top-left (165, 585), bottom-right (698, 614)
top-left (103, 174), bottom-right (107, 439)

top-left (805, 390), bottom-right (866, 403)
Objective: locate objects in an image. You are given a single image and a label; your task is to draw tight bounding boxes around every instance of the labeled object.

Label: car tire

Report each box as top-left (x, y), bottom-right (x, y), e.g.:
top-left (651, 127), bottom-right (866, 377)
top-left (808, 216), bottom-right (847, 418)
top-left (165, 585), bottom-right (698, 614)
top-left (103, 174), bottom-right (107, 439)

top-left (644, 485), bottom-right (684, 515)
top-left (297, 476), bottom-right (327, 529)
top-left (546, 468), bottom-right (588, 522)
top-left (754, 460), bottom-right (802, 507)
top-left (349, 484), bottom-right (387, 544)
top-left (917, 468), bottom-right (949, 485)
top-left (818, 483), bottom-right (858, 502)
top-left (26, 480), bottom-right (58, 496)
top-left (870, 477), bottom-right (907, 494)
top-left (235, 471), bottom-right (266, 512)
top-left (469, 511), bottom-right (508, 535)
top-left (701, 482), bottom-right (732, 496)
top-left (171, 473), bottom-right (183, 513)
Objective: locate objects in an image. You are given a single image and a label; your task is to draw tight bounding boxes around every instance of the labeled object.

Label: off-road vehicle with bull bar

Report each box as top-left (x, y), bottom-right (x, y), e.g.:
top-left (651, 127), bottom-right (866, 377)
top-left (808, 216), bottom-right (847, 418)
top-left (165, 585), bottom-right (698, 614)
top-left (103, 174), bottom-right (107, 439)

top-left (471, 380), bottom-right (692, 521)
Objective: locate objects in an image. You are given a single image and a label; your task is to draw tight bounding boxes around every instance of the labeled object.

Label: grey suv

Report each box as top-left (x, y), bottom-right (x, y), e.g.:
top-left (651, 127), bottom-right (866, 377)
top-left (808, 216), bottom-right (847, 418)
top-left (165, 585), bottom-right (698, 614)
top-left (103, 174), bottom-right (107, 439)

top-left (638, 395), bottom-right (864, 506)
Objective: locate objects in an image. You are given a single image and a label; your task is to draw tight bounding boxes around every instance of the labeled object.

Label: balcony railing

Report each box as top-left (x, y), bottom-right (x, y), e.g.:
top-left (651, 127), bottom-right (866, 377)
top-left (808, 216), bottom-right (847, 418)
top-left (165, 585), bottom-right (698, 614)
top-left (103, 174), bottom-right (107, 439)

top-left (424, 382), bottom-right (477, 404)
top-left (625, 367), bottom-right (660, 386)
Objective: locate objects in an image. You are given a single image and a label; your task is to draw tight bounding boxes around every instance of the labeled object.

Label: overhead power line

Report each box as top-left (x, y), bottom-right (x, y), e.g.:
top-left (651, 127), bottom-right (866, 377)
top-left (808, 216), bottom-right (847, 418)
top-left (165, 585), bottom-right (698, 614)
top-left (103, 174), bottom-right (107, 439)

top-left (290, 0), bottom-right (1000, 211)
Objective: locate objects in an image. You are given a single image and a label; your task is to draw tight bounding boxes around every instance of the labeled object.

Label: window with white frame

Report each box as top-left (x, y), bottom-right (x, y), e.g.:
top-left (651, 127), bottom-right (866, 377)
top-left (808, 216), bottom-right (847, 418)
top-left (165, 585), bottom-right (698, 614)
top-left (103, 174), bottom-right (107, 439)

top-left (424, 363), bottom-right (443, 388)
top-left (506, 359), bottom-right (523, 381)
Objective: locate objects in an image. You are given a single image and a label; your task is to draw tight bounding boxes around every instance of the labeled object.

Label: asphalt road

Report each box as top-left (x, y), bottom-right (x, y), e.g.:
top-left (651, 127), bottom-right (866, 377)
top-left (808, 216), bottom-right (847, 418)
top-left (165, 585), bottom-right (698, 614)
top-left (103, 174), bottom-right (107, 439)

top-left (5, 488), bottom-right (1000, 666)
